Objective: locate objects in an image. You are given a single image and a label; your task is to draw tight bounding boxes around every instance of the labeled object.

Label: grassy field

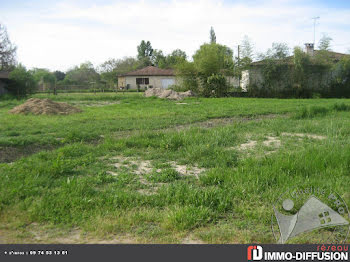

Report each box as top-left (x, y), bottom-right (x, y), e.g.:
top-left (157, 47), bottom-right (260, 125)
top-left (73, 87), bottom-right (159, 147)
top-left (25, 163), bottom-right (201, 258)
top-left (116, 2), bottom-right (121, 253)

top-left (1, 92), bottom-right (350, 243)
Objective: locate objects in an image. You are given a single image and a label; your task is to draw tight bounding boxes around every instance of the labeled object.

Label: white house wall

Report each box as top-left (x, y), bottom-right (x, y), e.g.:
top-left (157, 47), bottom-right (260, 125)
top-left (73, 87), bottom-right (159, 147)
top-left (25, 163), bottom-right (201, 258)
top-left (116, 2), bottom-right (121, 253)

top-left (123, 76), bottom-right (178, 89)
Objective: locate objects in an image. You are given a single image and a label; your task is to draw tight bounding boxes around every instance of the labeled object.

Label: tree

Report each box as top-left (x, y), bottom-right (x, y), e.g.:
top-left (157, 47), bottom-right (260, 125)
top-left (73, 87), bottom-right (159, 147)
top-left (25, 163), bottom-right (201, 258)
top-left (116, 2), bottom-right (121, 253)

top-left (137, 40), bottom-right (153, 66)
top-left (193, 43), bottom-right (233, 76)
top-left (99, 57), bottom-right (141, 87)
top-left (265, 42), bottom-right (290, 60)
top-left (241, 35), bottom-right (254, 61)
top-left (151, 49), bottom-right (166, 67)
top-left (99, 58), bottom-right (118, 88)
top-left (157, 49), bottom-right (187, 69)
top-left (0, 24), bottom-right (16, 71)
top-left (53, 70), bottom-right (65, 81)
top-left (175, 60), bottom-right (198, 92)
top-left (314, 33), bottom-right (334, 68)
top-left (176, 43), bottom-right (233, 96)
top-left (210, 26), bottom-right (216, 44)
top-left (31, 68), bottom-right (56, 91)
top-left (65, 61), bottom-right (100, 84)
top-left (239, 35), bottom-right (254, 69)
top-left (8, 64), bottom-right (36, 97)
top-left (170, 49), bottom-right (186, 60)
top-left (318, 33), bottom-right (332, 51)
top-left (293, 46), bottom-right (311, 93)
top-left (331, 56), bottom-right (350, 96)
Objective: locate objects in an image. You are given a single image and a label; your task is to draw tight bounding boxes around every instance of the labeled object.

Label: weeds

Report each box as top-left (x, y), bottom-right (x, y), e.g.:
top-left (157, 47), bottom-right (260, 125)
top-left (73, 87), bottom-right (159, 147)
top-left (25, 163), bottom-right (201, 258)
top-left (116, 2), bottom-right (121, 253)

top-left (1, 93), bottom-right (350, 243)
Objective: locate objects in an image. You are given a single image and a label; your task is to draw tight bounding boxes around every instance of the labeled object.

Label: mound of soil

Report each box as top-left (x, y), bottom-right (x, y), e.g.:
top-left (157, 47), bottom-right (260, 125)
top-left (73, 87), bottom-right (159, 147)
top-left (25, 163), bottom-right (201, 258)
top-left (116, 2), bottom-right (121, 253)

top-left (144, 88), bottom-right (194, 100)
top-left (9, 98), bottom-right (82, 115)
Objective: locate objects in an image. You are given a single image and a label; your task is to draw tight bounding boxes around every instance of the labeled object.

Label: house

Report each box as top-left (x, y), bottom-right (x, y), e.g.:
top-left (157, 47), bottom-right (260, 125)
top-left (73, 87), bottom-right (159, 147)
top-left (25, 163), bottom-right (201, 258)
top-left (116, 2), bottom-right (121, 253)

top-left (0, 71), bottom-right (10, 96)
top-left (241, 43), bottom-right (349, 92)
top-left (118, 66), bottom-right (178, 90)
top-left (119, 65), bottom-right (242, 91)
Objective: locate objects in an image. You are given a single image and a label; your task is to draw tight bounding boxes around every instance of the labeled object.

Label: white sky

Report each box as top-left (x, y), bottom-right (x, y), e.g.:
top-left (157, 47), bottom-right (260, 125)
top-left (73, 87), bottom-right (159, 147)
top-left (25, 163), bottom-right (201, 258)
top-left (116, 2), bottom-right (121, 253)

top-left (1, 0), bottom-right (350, 71)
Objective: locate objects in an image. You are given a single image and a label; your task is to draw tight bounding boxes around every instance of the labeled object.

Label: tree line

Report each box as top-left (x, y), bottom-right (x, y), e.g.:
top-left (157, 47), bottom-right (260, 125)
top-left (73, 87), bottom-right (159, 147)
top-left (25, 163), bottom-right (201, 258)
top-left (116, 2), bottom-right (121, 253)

top-left (1, 22), bottom-right (349, 98)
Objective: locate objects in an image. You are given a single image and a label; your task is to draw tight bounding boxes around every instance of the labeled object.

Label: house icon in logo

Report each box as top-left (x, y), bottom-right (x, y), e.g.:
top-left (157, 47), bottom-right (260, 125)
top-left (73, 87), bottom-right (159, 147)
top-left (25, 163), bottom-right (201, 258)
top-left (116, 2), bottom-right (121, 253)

top-left (274, 195), bottom-right (349, 243)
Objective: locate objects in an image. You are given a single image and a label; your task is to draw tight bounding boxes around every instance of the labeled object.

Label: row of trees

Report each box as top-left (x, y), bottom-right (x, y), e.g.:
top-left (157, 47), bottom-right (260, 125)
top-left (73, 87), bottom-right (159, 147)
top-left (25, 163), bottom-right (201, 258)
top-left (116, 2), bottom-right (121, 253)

top-left (1, 21), bottom-right (349, 98)
top-left (0, 23), bottom-right (191, 96)
top-left (0, 23), bottom-right (259, 97)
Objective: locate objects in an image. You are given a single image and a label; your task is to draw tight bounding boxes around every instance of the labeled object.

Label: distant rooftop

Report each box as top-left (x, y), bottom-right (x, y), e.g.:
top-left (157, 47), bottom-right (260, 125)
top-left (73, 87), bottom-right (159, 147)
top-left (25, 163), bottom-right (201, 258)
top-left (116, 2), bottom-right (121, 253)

top-left (120, 66), bottom-right (174, 76)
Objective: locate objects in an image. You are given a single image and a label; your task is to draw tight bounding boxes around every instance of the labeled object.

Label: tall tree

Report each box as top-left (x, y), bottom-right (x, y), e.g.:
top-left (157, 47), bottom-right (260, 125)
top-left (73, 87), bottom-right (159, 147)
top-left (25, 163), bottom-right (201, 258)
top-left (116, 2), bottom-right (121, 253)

top-left (0, 24), bottom-right (16, 71)
top-left (318, 33), bottom-right (332, 51)
top-left (240, 35), bottom-right (254, 61)
top-left (239, 35), bottom-right (254, 69)
top-left (210, 26), bottom-right (216, 44)
top-left (137, 40), bottom-right (153, 67)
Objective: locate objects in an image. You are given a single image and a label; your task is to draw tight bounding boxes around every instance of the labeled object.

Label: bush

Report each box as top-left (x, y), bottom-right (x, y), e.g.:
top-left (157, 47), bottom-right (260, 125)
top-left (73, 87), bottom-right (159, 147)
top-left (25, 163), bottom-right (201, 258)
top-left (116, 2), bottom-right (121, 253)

top-left (8, 64), bottom-right (36, 97)
top-left (169, 85), bottom-right (188, 92)
top-left (204, 74), bottom-right (229, 97)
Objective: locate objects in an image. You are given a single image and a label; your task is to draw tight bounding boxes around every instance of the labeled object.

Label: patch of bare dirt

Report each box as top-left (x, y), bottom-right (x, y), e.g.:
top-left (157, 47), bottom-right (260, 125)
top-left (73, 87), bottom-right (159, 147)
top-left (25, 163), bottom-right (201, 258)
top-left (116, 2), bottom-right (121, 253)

top-left (169, 161), bottom-right (206, 179)
top-left (109, 156), bottom-right (205, 178)
top-left (144, 88), bottom-right (194, 100)
top-left (263, 136), bottom-right (281, 148)
top-left (182, 236), bottom-right (205, 244)
top-left (281, 132), bottom-right (326, 140)
top-left (0, 144), bottom-right (57, 163)
top-left (110, 156), bottom-right (153, 175)
top-left (237, 140), bottom-right (257, 150)
top-left (107, 156), bottom-right (206, 195)
top-left (9, 98), bottom-right (82, 115)
top-left (231, 135), bottom-right (281, 154)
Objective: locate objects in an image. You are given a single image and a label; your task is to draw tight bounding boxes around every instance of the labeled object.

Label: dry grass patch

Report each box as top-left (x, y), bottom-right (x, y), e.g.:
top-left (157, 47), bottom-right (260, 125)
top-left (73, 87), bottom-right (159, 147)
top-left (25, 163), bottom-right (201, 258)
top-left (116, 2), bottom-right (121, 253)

top-left (281, 132), bottom-right (326, 140)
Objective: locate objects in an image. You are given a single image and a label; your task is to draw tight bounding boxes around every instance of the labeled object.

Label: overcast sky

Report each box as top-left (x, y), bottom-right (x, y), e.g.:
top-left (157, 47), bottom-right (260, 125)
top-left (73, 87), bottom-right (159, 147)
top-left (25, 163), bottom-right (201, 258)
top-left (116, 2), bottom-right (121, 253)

top-left (1, 0), bottom-right (350, 72)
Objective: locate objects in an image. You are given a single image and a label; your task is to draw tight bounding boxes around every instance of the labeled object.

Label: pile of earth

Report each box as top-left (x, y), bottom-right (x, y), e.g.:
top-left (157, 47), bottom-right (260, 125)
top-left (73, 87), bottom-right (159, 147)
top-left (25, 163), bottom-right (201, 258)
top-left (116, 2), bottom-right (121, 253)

top-left (144, 88), bottom-right (194, 100)
top-left (9, 98), bottom-right (82, 115)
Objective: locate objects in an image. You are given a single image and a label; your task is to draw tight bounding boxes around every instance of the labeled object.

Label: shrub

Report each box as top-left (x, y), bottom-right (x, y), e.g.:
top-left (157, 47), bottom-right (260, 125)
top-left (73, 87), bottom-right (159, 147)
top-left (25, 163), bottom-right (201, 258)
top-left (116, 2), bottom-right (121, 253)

top-left (8, 64), bottom-right (36, 97)
top-left (204, 74), bottom-right (229, 97)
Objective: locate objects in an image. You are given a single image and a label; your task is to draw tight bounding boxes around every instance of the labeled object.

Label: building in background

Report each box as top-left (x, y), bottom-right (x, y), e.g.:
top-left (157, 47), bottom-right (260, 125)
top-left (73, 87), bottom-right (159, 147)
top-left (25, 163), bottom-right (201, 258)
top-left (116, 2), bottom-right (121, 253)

top-left (118, 66), bottom-right (177, 90)
top-left (0, 71), bottom-right (10, 96)
top-left (240, 43), bottom-right (349, 92)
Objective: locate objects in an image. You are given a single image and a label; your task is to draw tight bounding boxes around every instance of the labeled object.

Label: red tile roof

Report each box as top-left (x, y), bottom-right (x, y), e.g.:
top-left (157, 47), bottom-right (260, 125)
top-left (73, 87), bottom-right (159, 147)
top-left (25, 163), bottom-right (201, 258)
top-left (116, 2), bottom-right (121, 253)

top-left (120, 66), bottom-right (174, 76)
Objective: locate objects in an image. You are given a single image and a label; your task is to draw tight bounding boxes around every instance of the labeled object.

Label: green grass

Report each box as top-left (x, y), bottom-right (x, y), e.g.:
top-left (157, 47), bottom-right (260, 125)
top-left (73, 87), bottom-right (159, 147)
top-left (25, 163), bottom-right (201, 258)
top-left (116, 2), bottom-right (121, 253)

top-left (0, 93), bottom-right (350, 243)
